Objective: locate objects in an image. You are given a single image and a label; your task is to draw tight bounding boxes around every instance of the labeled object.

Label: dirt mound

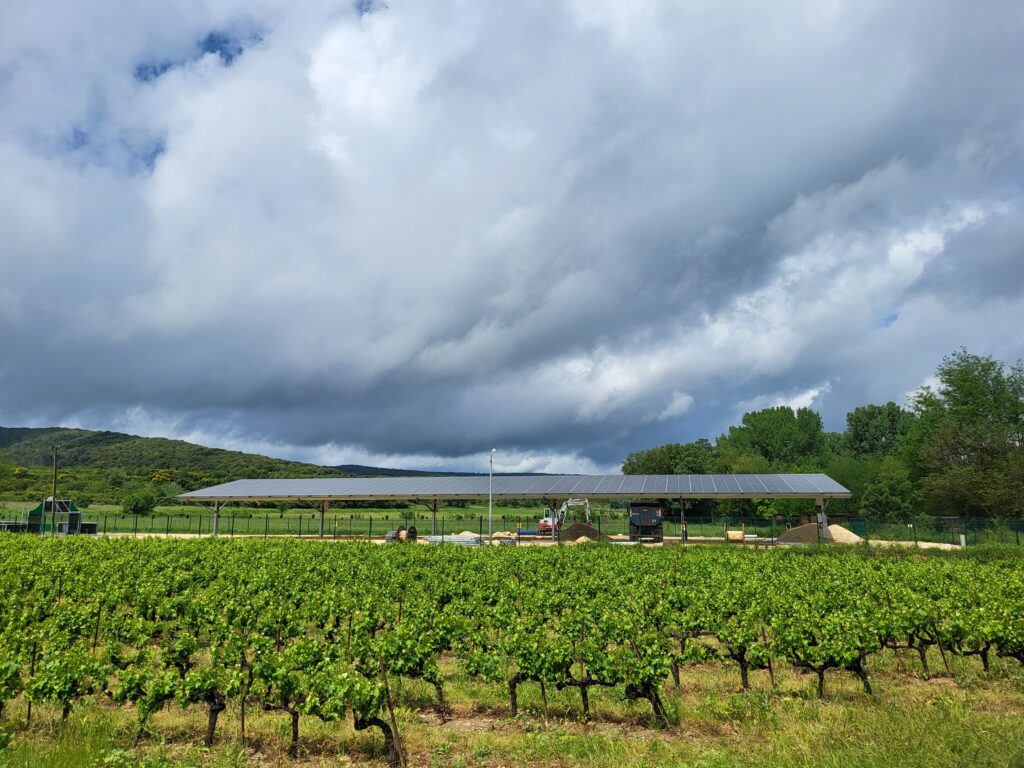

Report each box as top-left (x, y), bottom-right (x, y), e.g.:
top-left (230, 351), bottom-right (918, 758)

top-left (828, 524), bottom-right (864, 544)
top-left (776, 522), bottom-right (824, 544)
top-left (491, 531), bottom-right (516, 539)
top-left (559, 522), bottom-right (607, 542)
top-left (457, 530), bottom-right (480, 538)
top-left (777, 522), bottom-right (864, 545)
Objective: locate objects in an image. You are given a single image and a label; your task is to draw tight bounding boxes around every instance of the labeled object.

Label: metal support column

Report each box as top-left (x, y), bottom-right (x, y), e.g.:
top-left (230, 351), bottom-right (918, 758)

top-left (213, 501), bottom-right (221, 537)
top-left (679, 497), bottom-right (688, 544)
top-left (815, 498), bottom-right (831, 542)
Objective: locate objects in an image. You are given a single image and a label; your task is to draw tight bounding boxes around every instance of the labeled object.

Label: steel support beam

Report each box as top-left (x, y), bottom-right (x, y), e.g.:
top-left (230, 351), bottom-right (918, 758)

top-left (815, 497), bottom-right (831, 542)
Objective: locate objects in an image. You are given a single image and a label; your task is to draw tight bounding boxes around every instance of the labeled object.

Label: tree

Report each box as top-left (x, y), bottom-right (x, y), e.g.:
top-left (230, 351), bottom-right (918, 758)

top-left (622, 440), bottom-right (716, 475)
top-left (121, 489), bottom-right (158, 516)
top-left (845, 402), bottom-right (914, 456)
top-left (859, 459), bottom-right (916, 521)
top-left (904, 349), bottom-right (1024, 517)
top-left (717, 407), bottom-right (827, 467)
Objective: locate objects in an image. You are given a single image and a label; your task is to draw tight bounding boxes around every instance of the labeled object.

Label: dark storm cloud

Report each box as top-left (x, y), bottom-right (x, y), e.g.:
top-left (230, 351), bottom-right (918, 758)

top-left (1, 0), bottom-right (1024, 472)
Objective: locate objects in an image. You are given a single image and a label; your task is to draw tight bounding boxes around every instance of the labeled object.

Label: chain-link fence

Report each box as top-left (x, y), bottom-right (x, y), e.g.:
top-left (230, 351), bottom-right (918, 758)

top-left (1, 509), bottom-right (1022, 545)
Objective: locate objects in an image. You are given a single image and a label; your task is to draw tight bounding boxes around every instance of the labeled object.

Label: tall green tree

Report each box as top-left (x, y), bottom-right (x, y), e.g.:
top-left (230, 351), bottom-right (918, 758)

top-left (859, 458), bottom-right (916, 521)
top-left (845, 402), bottom-right (914, 456)
top-left (717, 406), bottom-right (827, 467)
top-left (904, 349), bottom-right (1024, 517)
top-left (622, 439), bottom-right (716, 475)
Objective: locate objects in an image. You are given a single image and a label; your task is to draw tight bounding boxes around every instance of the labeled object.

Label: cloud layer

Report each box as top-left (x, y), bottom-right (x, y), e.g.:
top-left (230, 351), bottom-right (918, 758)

top-left (2, 0), bottom-right (1023, 472)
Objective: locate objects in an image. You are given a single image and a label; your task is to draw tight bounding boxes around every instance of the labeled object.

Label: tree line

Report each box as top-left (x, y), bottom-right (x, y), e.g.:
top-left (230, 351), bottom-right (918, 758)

top-left (622, 349), bottom-right (1024, 519)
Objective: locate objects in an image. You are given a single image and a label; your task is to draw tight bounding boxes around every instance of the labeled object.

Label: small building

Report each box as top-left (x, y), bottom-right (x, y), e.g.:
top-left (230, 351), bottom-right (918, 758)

top-left (25, 498), bottom-right (84, 534)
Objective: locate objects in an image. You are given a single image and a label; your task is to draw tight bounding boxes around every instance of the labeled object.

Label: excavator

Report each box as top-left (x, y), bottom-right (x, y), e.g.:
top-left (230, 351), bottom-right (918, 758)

top-left (538, 498), bottom-right (591, 534)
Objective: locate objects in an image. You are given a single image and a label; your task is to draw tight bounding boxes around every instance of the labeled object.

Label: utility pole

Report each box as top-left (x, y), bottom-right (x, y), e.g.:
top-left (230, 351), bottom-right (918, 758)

top-left (50, 446), bottom-right (58, 535)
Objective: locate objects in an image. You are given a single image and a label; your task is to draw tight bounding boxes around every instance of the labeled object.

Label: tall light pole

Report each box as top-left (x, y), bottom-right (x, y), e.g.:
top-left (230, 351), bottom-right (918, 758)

top-left (488, 449), bottom-right (496, 539)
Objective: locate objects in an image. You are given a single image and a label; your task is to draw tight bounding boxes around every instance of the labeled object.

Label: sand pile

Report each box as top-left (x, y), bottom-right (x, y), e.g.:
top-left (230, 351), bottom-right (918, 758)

top-left (457, 530), bottom-right (480, 537)
top-left (827, 524), bottom-right (864, 544)
top-left (565, 535), bottom-right (593, 546)
top-left (492, 531), bottom-right (516, 539)
top-left (777, 522), bottom-right (864, 544)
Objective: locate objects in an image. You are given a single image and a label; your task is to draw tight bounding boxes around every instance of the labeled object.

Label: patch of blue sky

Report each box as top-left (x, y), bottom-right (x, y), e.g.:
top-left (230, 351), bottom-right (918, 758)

top-left (134, 28), bottom-right (262, 84)
top-left (58, 124), bottom-right (165, 176)
top-left (134, 60), bottom-right (174, 83)
top-left (355, 0), bottom-right (387, 16)
top-left (125, 138), bottom-right (166, 174)
top-left (881, 312), bottom-right (899, 328)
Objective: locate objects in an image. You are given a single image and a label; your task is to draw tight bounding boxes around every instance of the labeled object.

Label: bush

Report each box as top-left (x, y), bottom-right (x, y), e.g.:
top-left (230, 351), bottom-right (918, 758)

top-left (121, 490), bottom-right (157, 516)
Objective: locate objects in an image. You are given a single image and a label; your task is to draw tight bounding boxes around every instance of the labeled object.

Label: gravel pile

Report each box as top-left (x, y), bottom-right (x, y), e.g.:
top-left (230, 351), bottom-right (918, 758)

top-left (777, 522), bottom-right (864, 544)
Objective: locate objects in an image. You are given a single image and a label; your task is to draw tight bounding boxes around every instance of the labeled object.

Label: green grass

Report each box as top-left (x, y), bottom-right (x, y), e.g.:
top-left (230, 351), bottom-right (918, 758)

top-left (4, 649), bottom-right (1024, 768)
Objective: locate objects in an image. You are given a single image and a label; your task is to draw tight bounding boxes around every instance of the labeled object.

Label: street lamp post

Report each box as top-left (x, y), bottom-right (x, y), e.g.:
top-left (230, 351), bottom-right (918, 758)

top-left (488, 449), bottom-right (496, 540)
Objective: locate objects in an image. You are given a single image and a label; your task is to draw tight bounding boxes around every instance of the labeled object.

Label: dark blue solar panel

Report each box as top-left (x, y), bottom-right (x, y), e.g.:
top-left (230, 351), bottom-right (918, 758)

top-left (180, 473), bottom-right (850, 500)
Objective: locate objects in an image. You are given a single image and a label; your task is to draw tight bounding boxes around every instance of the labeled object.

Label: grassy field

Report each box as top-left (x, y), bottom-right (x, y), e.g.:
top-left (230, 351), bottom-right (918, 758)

top-left (3, 648), bottom-right (1023, 768)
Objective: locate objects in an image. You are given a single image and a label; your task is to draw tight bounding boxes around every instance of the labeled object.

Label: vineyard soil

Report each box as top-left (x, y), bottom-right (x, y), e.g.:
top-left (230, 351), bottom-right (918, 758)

top-left (3, 654), bottom-right (1023, 767)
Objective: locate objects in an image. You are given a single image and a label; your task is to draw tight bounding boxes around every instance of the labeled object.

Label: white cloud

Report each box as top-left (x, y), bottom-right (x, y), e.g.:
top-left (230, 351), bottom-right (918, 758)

top-left (1, 0), bottom-right (1023, 470)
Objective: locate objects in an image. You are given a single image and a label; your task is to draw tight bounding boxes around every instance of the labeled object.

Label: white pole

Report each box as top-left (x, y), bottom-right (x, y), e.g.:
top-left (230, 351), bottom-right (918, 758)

top-left (488, 449), bottom-right (496, 540)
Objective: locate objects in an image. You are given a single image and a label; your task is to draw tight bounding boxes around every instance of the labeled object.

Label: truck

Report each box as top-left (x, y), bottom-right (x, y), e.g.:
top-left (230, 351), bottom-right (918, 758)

top-left (628, 501), bottom-right (664, 542)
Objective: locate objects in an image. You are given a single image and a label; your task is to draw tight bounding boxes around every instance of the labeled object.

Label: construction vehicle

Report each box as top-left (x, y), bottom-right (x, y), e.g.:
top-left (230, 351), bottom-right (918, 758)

top-left (628, 501), bottom-right (664, 542)
top-left (538, 498), bottom-right (591, 534)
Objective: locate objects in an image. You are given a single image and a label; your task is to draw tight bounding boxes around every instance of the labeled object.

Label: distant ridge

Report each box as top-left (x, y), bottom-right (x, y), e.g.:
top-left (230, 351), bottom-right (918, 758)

top-left (0, 426), bottom-right (545, 479)
top-left (0, 425), bottom-right (344, 477)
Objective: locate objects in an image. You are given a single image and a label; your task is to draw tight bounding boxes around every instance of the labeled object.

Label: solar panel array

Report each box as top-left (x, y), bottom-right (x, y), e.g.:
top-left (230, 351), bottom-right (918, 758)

top-left (179, 474), bottom-right (851, 501)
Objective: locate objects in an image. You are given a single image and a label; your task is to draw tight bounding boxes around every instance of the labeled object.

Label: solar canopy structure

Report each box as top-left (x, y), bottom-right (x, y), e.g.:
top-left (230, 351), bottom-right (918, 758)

top-left (180, 474), bottom-right (850, 540)
top-left (180, 474), bottom-right (850, 502)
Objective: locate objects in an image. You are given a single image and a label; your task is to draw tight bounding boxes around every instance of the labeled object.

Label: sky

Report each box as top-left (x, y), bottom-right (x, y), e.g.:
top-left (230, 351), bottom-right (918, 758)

top-left (1, 1), bottom-right (1023, 474)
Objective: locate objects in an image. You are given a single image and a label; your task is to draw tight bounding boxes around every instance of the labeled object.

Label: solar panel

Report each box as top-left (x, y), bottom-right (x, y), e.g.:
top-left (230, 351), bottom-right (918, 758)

top-left (178, 473), bottom-right (851, 501)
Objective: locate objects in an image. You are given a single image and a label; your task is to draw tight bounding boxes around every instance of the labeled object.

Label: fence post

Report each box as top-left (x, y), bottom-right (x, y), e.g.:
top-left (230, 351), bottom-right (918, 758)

top-left (265, 516), bottom-right (269, 538)
top-left (230, 514), bottom-right (235, 536)
top-left (479, 516), bottom-right (483, 537)
top-left (166, 516), bottom-right (170, 535)
top-left (133, 515), bottom-right (138, 537)
top-left (369, 516), bottom-right (373, 540)
top-left (103, 515), bottom-right (107, 535)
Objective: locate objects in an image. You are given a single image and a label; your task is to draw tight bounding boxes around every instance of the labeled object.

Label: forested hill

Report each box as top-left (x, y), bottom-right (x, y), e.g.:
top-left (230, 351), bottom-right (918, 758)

top-left (0, 426), bottom-right (344, 477)
top-left (0, 426), bottom-right (355, 503)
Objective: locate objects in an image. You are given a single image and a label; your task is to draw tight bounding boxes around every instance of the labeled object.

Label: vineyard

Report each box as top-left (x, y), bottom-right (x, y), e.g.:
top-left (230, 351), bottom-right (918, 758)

top-left (1, 538), bottom-right (1024, 767)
